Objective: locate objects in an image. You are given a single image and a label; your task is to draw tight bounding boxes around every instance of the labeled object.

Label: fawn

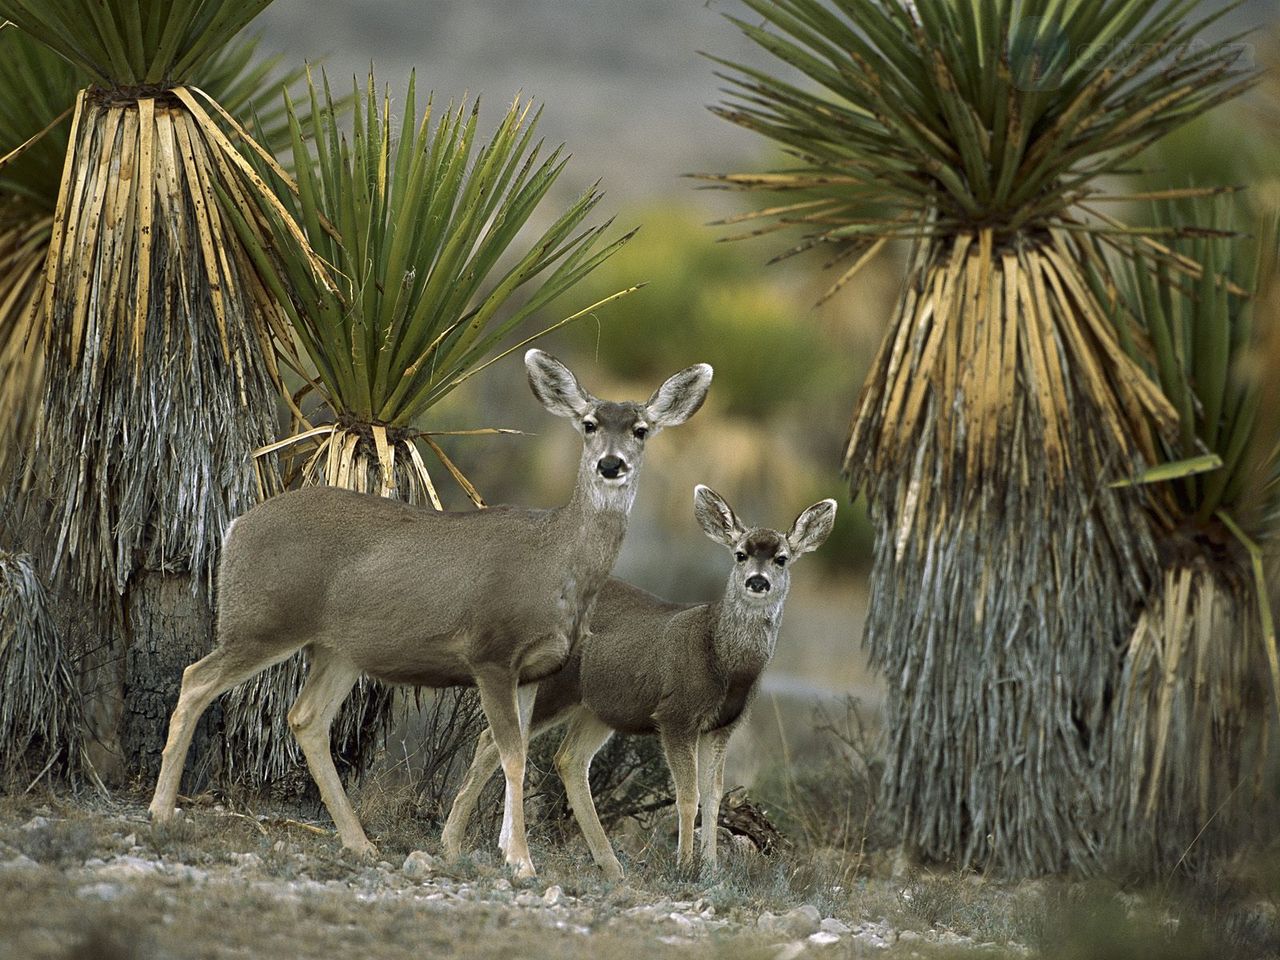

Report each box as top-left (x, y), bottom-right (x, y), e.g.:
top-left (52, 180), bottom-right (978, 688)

top-left (442, 485), bottom-right (836, 876)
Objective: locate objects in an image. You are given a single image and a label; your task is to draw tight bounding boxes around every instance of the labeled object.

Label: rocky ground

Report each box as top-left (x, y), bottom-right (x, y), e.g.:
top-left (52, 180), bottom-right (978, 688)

top-left (3, 790), bottom-right (1277, 960)
top-left (0, 793), bottom-right (1044, 960)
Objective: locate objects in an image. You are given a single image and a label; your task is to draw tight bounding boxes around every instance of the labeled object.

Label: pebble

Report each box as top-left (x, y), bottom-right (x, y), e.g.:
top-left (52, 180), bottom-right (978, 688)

top-left (820, 918), bottom-right (851, 935)
top-left (1, 854), bottom-right (38, 871)
top-left (100, 856), bottom-right (160, 879)
top-left (493, 878), bottom-right (512, 892)
top-left (779, 904), bottom-right (822, 938)
top-left (76, 882), bottom-right (123, 902)
top-left (809, 931), bottom-right (841, 946)
top-left (20, 816), bottom-right (51, 832)
top-left (542, 885), bottom-right (562, 907)
top-left (401, 850), bottom-right (437, 879)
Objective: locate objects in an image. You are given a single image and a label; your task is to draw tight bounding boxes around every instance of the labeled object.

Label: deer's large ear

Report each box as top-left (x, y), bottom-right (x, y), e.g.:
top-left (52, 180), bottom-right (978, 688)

top-left (787, 499), bottom-right (837, 558)
top-left (645, 363), bottom-right (713, 429)
top-left (526, 349), bottom-right (593, 419)
top-left (694, 484), bottom-right (745, 548)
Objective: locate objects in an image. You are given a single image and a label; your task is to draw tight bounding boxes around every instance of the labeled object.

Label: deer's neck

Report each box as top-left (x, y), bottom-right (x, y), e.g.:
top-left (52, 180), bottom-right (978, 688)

top-left (550, 473), bottom-right (633, 602)
top-left (710, 588), bottom-right (783, 675)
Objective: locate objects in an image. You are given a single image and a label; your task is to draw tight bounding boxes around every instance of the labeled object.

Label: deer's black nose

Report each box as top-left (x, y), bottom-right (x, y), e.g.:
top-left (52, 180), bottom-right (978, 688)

top-left (745, 575), bottom-right (770, 594)
top-left (597, 455), bottom-right (626, 479)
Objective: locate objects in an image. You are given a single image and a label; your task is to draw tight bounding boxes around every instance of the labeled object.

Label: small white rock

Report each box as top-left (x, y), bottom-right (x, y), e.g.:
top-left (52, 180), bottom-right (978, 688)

top-left (100, 856), bottom-right (159, 879)
top-left (809, 931), bottom-right (841, 946)
top-left (120, 833), bottom-right (137, 848)
top-left (77, 882), bottom-right (122, 901)
top-left (820, 918), bottom-right (851, 935)
top-left (542, 884), bottom-right (562, 907)
top-left (493, 877), bottom-right (512, 892)
top-left (1, 854), bottom-right (38, 870)
top-left (20, 816), bottom-right (51, 832)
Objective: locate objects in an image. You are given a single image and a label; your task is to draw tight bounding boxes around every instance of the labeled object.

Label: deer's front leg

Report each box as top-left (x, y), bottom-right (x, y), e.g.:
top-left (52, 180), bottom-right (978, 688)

top-left (697, 726), bottom-right (733, 874)
top-left (475, 669), bottom-right (536, 879)
top-left (499, 683), bottom-right (539, 854)
top-left (660, 726), bottom-right (700, 872)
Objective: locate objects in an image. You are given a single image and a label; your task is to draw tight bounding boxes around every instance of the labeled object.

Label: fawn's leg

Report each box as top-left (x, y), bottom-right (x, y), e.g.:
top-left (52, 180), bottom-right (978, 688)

top-left (553, 709), bottom-right (621, 879)
top-left (149, 645), bottom-right (279, 822)
top-left (697, 726), bottom-right (733, 873)
top-left (475, 669), bottom-right (536, 879)
top-left (288, 645), bottom-right (367, 856)
top-left (660, 726), bottom-right (701, 871)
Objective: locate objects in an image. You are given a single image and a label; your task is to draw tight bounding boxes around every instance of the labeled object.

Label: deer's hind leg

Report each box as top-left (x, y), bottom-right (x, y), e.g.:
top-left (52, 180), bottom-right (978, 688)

top-left (149, 643), bottom-right (290, 823)
top-left (288, 644), bottom-right (367, 856)
top-left (442, 708), bottom-right (568, 860)
top-left (554, 708), bottom-right (620, 879)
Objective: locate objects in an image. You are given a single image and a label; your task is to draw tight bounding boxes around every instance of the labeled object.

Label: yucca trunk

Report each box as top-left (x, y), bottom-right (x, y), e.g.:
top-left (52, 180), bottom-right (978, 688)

top-left (37, 87), bottom-right (284, 781)
top-left (0, 551), bottom-right (85, 785)
top-left (845, 229), bottom-right (1171, 872)
top-left (1107, 550), bottom-right (1269, 870)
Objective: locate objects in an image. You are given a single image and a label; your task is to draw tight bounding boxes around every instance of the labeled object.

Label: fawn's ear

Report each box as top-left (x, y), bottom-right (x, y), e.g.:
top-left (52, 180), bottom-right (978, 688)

top-left (526, 349), bottom-right (594, 419)
top-left (787, 499), bottom-right (838, 558)
top-left (694, 484), bottom-right (745, 548)
top-left (645, 363), bottom-right (713, 429)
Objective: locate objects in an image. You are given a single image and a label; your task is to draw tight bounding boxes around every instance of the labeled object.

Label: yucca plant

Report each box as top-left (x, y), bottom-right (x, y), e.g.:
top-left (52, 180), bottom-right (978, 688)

top-left (0, 25), bottom-right (321, 486)
top-left (217, 73), bottom-right (635, 790)
top-left (0, 0), bottom-right (331, 781)
top-left (1101, 203), bottom-right (1279, 870)
top-left (708, 0), bottom-right (1257, 873)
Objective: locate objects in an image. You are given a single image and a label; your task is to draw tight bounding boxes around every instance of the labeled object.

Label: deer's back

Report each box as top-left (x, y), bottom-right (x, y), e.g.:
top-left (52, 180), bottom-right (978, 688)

top-left (216, 487), bottom-right (581, 685)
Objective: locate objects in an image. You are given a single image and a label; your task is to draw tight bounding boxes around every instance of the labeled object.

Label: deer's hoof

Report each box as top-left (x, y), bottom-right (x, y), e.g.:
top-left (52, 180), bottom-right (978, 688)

top-left (600, 858), bottom-right (624, 882)
top-left (345, 838), bottom-right (379, 861)
top-left (510, 857), bottom-right (537, 881)
top-left (146, 803), bottom-right (172, 824)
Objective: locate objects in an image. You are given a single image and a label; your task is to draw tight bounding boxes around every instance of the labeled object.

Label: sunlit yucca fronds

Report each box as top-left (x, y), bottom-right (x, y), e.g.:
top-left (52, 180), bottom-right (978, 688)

top-left (710, 0), bottom-right (1259, 874)
top-left (0, 25), bottom-right (322, 485)
top-left (1102, 206), bottom-right (1279, 869)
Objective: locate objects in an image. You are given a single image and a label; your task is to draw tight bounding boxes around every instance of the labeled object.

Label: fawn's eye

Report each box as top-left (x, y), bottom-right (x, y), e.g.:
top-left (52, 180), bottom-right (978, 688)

top-left (633, 425), bottom-right (648, 440)
top-left (735, 551), bottom-right (747, 563)
top-left (774, 555), bottom-right (788, 567)
top-left (583, 420), bottom-right (597, 434)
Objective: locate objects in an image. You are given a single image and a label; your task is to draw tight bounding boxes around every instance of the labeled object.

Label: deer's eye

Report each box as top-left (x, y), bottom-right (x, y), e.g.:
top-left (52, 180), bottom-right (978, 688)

top-left (583, 420), bottom-right (597, 434)
top-left (734, 551), bottom-right (747, 563)
top-left (774, 555), bottom-right (788, 567)
top-left (633, 425), bottom-right (648, 440)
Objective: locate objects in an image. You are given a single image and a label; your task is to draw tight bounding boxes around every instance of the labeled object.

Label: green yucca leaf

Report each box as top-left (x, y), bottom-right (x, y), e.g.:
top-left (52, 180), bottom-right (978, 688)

top-left (0, 0), bottom-right (274, 87)
top-left (242, 72), bottom-right (634, 429)
top-left (705, 0), bottom-right (1259, 277)
top-left (1107, 200), bottom-right (1280, 537)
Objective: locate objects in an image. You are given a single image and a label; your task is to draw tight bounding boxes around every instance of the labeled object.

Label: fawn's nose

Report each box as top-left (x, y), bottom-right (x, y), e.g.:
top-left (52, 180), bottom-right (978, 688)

top-left (745, 574), bottom-right (771, 594)
top-left (597, 455), bottom-right (627, 480)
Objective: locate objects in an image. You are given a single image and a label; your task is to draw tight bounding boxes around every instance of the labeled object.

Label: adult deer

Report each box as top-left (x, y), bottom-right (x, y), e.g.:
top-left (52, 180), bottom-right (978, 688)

top-left (147, 350), bottom-right (712, 879)
top-left (442, 486), bottom-right (836, 877)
